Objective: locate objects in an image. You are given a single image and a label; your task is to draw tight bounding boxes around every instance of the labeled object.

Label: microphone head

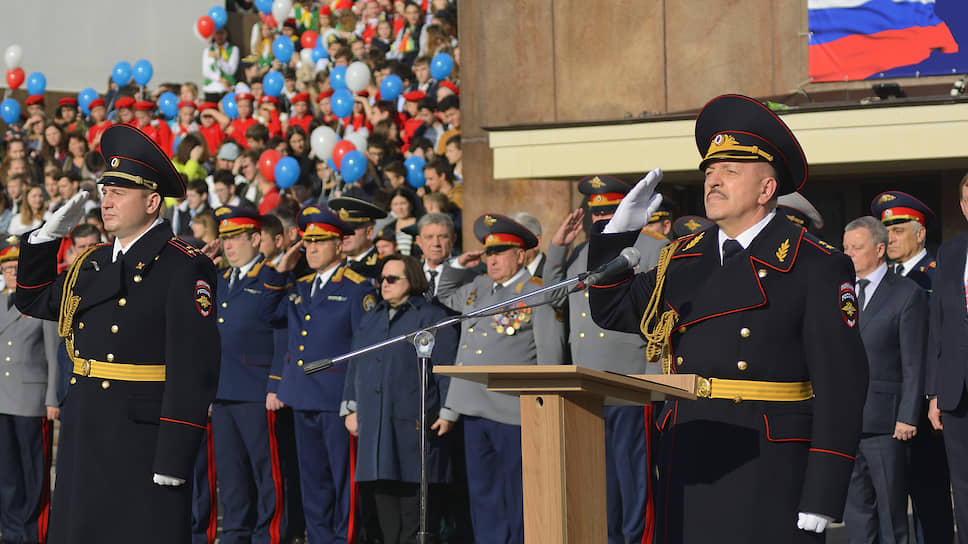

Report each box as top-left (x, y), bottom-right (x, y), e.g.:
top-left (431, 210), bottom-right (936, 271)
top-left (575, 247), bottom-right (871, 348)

top-left (620, 247), bottom-right (641, 267)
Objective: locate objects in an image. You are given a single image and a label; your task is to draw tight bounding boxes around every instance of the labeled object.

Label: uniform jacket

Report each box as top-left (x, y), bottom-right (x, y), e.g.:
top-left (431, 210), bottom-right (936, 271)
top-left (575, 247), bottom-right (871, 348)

top-left (0, 291), bottom-right (60, 417)
top-left (260, 263), bottom-right (377, 412)
top-left (14, 221), bottom-right (221, 544)
top-left (546, 230), bottom-right (667, 374)
top-left (857, 270), bottom-right (926, 434)
top-left (902, 252), bottom-right (936, 292)
top-left (342, 295), bottom-right (458, 483)
top-left (344, 246), bottom-right (382, 280)
top-left (215, 256), bottom-right (282, 402)
top-left (927, 233), bottom-right (968, 409)
top-left (436, 264), bottom-right (566, 426)
top-left (588, 214), bottom-right (868, 542)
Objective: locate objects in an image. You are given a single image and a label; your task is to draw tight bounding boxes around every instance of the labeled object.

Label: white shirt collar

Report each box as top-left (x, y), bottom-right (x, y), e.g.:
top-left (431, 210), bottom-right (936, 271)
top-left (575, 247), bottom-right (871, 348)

top-left (717, 210), bottom-right (776, 263)
top-left (526, 253), bottom-right (543, 277)
top-left (898, 248), bottom-right (927, 276)
top-left (314, 262), bottom-right (341, 290)
top-left (112, 217), bottom-right (165, 262)
top-left (495, 266), bottom-right (529, 290)
top-left (857, 262), bottom-right (888, 309)
top-left (236, 254), bottom-right (261, 277)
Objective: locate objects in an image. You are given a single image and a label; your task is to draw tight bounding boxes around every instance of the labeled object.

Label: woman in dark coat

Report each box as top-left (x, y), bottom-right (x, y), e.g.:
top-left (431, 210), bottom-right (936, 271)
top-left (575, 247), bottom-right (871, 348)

top-left (342, 254), bottom-right (458, 543)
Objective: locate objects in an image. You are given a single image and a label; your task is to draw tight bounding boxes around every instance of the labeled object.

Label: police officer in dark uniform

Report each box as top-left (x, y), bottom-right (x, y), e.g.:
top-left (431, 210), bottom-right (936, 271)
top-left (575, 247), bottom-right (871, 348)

top-left (15, 124), bottom-right (221, 544)
top-left (587, 94), bottom-right (868, 543)
top-left (871, 191), bottom-right (937, 291)
top-left (644, 196), bottom-right (676, 239)
top-left (327, 196), bottom-right (388, 279)
top-left (777, 192), bottom-right (824, 234)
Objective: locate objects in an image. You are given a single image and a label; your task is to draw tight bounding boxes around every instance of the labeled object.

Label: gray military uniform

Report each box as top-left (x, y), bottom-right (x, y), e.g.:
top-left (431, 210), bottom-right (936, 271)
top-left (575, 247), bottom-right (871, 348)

top-left (546, 232), bottom-right (668, 375)
top-left (437, 264), bottom-right (565, 425)
top-left (0, 291), bottom-right (59, 417)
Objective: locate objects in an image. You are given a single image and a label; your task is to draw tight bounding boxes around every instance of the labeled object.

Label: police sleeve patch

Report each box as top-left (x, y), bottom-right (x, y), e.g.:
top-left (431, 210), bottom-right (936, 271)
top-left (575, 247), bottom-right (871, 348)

top-left (362, 293), bottom-right (376, 312)
top-left (839, 282), bottom-right (857, 328)
top-left (195, 280), bottom-right (213, 317)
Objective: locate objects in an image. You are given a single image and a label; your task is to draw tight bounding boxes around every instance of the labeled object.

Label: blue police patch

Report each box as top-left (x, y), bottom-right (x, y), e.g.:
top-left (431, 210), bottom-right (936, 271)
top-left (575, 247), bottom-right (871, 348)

top-left (840, 282), bottom-right (857, 328)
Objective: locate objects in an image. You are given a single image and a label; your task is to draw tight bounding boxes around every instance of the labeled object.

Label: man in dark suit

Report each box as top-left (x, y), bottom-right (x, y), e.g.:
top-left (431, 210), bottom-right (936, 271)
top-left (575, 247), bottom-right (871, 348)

top-left (927, 173), bottom-right (968, 543)
top-left (843, 216), bottom-right (927, 544)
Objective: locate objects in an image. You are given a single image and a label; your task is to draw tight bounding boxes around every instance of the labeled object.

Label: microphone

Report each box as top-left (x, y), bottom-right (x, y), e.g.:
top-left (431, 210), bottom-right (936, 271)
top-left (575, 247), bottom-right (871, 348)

top-left (583, 247), bottom-right (640, 286)
top-left (303, 358), bottom-right (335, 375)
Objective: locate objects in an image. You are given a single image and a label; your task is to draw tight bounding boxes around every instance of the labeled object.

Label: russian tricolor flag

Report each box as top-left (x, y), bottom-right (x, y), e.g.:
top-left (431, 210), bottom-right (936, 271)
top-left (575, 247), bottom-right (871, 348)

top-left (809, 0), bottom-right (959, 81)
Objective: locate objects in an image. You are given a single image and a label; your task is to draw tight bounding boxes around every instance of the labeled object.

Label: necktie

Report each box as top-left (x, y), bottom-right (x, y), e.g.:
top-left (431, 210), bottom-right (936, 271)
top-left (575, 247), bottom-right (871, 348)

top-left (229, 268), bottom-right (240, 289)
top-left (892, 263), bottom-right (902, 275)
top-left (857, 278), bottom-right (871, 316)
top-left (722, 239), bottom-right (743, 265)
top-left (427, 269), bottom-right (438, 295)
top-left (311, 276), bottom-right (323, 299)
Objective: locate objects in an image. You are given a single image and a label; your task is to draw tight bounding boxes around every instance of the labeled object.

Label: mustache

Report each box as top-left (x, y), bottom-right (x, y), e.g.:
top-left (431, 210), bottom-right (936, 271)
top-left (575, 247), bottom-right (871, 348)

top-left (705, 189), bottom-right (726, 199)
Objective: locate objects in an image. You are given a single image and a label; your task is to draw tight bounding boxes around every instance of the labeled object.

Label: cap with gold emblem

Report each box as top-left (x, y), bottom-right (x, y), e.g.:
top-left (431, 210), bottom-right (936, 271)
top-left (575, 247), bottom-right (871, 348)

top-left (327, 196), bottom-right (388, 225)
top-left (777, 192), bottom-right (824, 231)
top-left (870, 191), bottom-right (935, 227)
top-left (672, 215), bottom-right (714, 239)
top-left (648, 195), bottom-right (676, 224)
top-left (298, 205), bottom-right (355, 241)
top-left (98, 124), bottom-right (185, 197)
top-left (215, 206), bottom-right (262, 238)
top-left (473, 214), bottom-right (539, 254)
top-left (578, 175), bottom-right (634, 215)
top-left (0, 235), bottom-right (19, 263)
top-left (695, 94), bottom-right (807, 196)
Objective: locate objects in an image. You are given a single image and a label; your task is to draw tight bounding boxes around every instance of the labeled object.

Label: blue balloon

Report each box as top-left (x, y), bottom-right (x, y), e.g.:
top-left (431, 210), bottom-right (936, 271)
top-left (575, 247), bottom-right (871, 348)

top-left (263, 71), bottom-right (284, 98)
top-left (330, 89), bottom-right (354, 118)
top-left (430, 53), bottom-right (454, 80)
top-left (158, 92), bottom-right (178, 119)
top-left (327, 157), bottom-right (337, 171)
top-left (340, 150), bottom-right (367, 184)
top-left (329, 65), bottom-right (347, 91)
top-left (272, 36), bottom-right (294, 63)
top-left (112, 61), bottom-right (132, 86)
top-left (26, 72), bottom-right (46, 96)
top-left (275, 156), bottom-right (301, 189)
top-left (404, 155), bottom-right (427, 188)
top-left (78, 87), bottom-right (97, 109)
top-left (311, 46), bottom-right (327, 63)
top-left (379, 74), bottom-right (403, 101)
top-left (221, 92), bottom-right (238, 119)
top-left (0, 99), bottom-right (20, 124)
top-left (315, 36), bottom-right (330, 57)
top-left (255, 0), bottom-right (272, 14)
top-left (132, 60), bottom-right (153, 87)
top-left (208, 6), bottom-right (228, 30)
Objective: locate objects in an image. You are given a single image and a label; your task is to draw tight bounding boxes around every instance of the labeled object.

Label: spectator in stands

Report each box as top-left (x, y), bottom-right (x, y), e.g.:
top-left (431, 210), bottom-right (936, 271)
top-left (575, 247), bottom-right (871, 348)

top-left (212, 170), bottom-right (256, 210)
top-left (409, 137), bottom-right (435, 161)
top-left (198, 102), bottom-right (228, 155)
top-left (245, 123), bottom-right (270, 154)
top-left (190, 212), bottom-right (219, 246)
top-left (390, 1), bottom-right (423, 64)
top-left (411, 56), bottom-right (437, 97)
top-left (444, 134), bottom-right (461, 182)
top-left (56, 172), bottom-right (98, 216)
top-left (384, 161), bottom-right (407, 190)
top-left (226, 94), bottom-right (258, 148)
top-left (180, 82), bottom-right (200, 104)
top-left (435, 80), bottom-right (458, 103)
top-left (385, 187), bottom-right (423, 255)
top-left (435, 95), bottom-right (459, 155)
top-left (0, 193), bottom-right (13, 235)
top-left (5, 173), bottom-right (27, 214)
top-left (173, 101), bottom-right (199, 137)
top-left (86, 98), bottom-right (111, 149)
top-left (423, 158), bottom-right (461, 209)
top-left (8, 184), bottom-right (48, 235)
top-left (416, 97), bottom-right (445, 147)
top-left (62, 132), bottom-right (92, 180)
top-left (203, 27), bottom-right (240, 101)
top-left (370, 19), bottom-right (395, 55)
top-left (114, 96), bottom-right (136, 125)
top-left (236, 149), bottom-right (264, 204)
top-left (172, 133), bottom-right (210, 182)
top-left (186, 179), bottom-right (214, 222)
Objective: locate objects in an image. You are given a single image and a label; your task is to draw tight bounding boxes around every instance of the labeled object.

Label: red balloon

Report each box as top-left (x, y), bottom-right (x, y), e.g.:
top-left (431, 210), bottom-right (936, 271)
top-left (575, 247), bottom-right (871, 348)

top-left (300, 31), bottom-right (319, 51)
top-left (331, 140), bottom-right (356, 170)
top-left (197, 16), bottom-right (216, 40)
top-left (259, 149), bottom-right (282, 182)
top-left (5, 68), bottom-right (24, 90)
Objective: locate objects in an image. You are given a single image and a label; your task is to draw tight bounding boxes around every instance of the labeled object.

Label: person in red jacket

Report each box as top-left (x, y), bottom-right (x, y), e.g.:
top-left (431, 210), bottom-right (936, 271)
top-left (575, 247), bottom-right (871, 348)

top-left (226, 93), bottom-right (258, 149)
top-left (197, 102), bottom-right (227, 155)
top-left (287, 93), bottom-right (314, 134)
top-left (256, 96), bottom-right (283, 139)
top-left (134, 101), bottom-right (174, 158)
top-left (86, 98), bottom-right (112, 150)
top-left (114, 96), bottom-right (137, 125)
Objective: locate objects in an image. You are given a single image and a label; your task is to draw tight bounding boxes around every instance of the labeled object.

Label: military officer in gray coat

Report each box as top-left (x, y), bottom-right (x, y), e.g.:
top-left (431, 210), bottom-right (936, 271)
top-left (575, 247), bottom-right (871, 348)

top-left (546, 175), bottom-right (668, 544)
top-left (436, 213), bottom-right (566, 544)
top-left (0, 235), bottom-right (60, 544)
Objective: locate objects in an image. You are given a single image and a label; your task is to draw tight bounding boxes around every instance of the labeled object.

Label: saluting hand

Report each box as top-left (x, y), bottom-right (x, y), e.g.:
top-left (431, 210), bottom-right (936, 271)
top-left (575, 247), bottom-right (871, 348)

top-left (201, 238), bottom-right (221, 263)
top-left (603, 168), bottom-right (664, 234)
top-left (551, 208), bottom-right (585, 247)
top-left (457, 249), bottom-right (484, 269)
top-left (275, 240), bottom-right (305, 273)
top-left (40, 190), bottom-right (89, 239)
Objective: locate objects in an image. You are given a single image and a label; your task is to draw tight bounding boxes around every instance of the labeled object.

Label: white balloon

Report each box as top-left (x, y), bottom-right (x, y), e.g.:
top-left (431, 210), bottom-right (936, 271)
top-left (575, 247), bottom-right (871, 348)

top-left (299, 48), bottom-right (315, 67)
top-left (4, 44), bottom-right (23, 70)
top-left (192, 21), bottom-right (206, 43)
top-left (345, 62), bottom-right (371, 93)
top-left (310, 126), bottom-right (339, 160)
top-left (344, 130), bottom-right (368, 153)
top-left (271, 0), bottom-right (292, 30)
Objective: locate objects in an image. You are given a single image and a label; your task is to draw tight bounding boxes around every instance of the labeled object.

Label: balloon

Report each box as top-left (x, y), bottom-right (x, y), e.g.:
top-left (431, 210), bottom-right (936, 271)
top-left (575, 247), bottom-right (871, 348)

top-left (5, 68), bottom-right (23, 90)
top-left (0, 98), bottom-right (19, 124)
top-left (208, 6), bottom-right (228, 30)
top-left (330, 89), bottom-right (353, 118)
top-left (430, 53), bottom-right (454, 80)
top-left (256, 0), bottom-right (273, 14)
top-left (326, 157), bottom-right (336, 171)
top-left (221, 92), bottom-right (238, 119)
top-left (404, 155), bottom-right (427, 188)
top-left (345, 62), bottom-right (370, 93)
top-left (158, 92), bottom-right (178, 119)
top-left (331, 140), bottom-right (356, 170)
top-left (3, 44), bottom-right (22, 70)
top-left (197, 16), bottom-right (216, 40)
top-left (25, 72), bottom-right (45, 95)
top-left (329, 65), bottom-right (347, 91)
top-left (274, 156), bottom-right (300, 188)
top-left (310, 126), bottom-right (339, 160)
top-left (132, 59), bottom-right (154, 87)
top-left (259, 149), bottom-right (282, 182)
top-left (271, 0), bottom-right (292, 29)
top-left (339, 150), bottom-right (367, 184)
top-left (272, 36), bottom-right (294, 63)
top-left (311, 46), bottom-right (327, 63)
top-left (379, 74), bottom-right (403, 101)
top-left (112, 61), bottom-right (132, 86)
top-left (300, 31), bottom-right (319, 51)
top-left (263, 71), bottom-right (284, 97)
top-left (299, 48), bottom-right (314, 66)
top-left (343, 130), bottom-right (368, 153)
top-left (78, 87), bottom-right (98, 115)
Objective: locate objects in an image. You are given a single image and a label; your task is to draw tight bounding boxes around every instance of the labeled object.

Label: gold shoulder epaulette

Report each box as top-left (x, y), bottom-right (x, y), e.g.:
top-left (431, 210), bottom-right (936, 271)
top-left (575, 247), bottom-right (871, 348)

top-left (342, 268), bottom-right (366, 284)
top-left (298, 272), bottom-right (316, 283)
top-left (528, 276), bottom-right (543, 287)
top-left (639, 229), bottom-right (667, 240)
top-left (248, 261), bottom-right (264, 277)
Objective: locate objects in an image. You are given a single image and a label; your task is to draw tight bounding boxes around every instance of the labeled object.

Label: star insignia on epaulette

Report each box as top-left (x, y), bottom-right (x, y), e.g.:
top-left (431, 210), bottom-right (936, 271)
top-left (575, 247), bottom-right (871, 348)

top-left (819, 240), bottom-right (835, 250)
top-left (776, 239), bottom-right (790, 263)
top-left (136, 262), bottom-right (145, 270)
top-left (682, 232), bottom-right (704, 251)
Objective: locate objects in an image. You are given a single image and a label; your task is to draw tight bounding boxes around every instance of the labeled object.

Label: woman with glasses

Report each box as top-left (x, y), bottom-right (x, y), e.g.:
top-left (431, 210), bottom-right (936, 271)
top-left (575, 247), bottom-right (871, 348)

top-left (342, 254), bottom-right (458, 543)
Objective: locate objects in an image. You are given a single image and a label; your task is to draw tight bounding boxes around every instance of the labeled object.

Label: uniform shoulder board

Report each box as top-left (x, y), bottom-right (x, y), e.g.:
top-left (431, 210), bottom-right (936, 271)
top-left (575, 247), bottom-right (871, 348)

top-left (168, 237), bottom-right (204, 258)
top-left (248, 261), bottom-right (265, 277)
top-left (639, 229), bottom-right (667, 240)
top-left (802, 232), bottom-right (839, 255)
top-left (297, 272), bottom-right (316, 283)
top-left (927, 260), bottom-right (936, 269)
top-left (342, 267), bottom-right (366, 284)
top-left (675, 231), bottom-right (705, 254)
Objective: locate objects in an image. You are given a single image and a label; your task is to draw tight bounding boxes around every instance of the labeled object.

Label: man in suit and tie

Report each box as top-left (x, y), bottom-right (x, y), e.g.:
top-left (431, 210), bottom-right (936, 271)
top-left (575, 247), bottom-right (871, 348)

top-left (842, 216), bottom-right (927, 544)
top-left (927, 173), bottom-right (968, 543)
top-left (413, 213), bottom-right (456, 297)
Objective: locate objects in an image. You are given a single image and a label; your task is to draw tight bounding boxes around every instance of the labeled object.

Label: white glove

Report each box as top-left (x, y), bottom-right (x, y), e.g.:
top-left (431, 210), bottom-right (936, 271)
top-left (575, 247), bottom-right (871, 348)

top-left (797, 512), bottom-right (833, 533)
top-left (153, 473), bottom-right (186, 487)
top-left (39, 190), bottom-right (89, 239)
top-left (602, 168), bottom-right (663, 234)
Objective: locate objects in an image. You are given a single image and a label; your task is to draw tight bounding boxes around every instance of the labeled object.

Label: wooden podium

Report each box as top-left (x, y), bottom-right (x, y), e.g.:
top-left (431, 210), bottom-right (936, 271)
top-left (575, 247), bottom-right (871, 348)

top-left (434, 365), bottom-right (697, 543)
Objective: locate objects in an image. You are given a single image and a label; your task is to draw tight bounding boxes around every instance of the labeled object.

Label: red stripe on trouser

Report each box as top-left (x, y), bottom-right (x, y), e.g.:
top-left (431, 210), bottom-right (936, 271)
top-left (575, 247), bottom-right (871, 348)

top-left (642, 405), bottom-right (654, 544)
top-left (266, 410), bottom-right (285, 544)
top-left (38, 418), bottom-right (52, 544)
top-left (206, 422), bottom-right (218, 544)
top-left (347, 434), bottom-right (358, 543)
top-left (662, 401), bottom-right (678, 544)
